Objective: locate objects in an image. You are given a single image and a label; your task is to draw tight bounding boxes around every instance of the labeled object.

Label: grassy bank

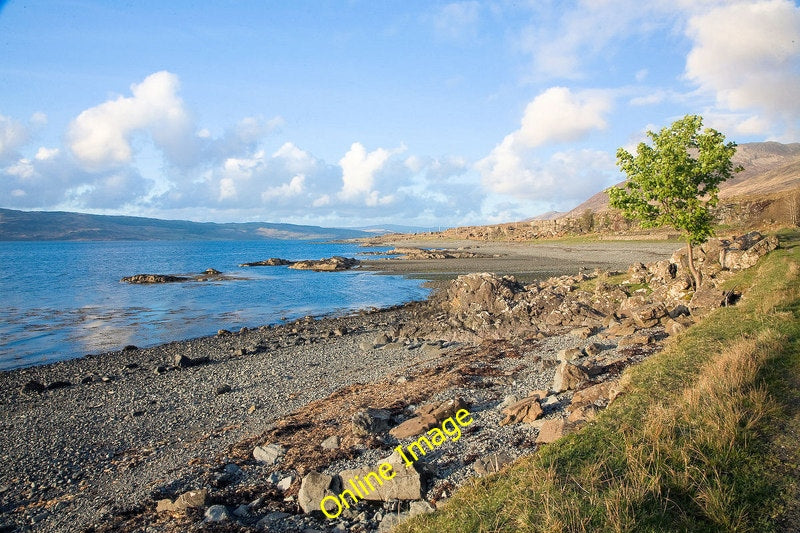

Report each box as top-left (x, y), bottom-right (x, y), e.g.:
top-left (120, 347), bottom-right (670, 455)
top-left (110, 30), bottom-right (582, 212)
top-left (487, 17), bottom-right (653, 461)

top-left (397, 229), bottom-right (800, 532)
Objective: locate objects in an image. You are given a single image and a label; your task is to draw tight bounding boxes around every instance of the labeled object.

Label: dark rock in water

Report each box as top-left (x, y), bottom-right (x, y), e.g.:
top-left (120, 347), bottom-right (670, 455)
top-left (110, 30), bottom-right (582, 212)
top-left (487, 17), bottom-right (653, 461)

top-left (239, 258), bottom-right (295, 267)
top-left (46, 380), bottom-right (71, 390)
top-left (288, 256), bottom-right (359, 272)
top-left (204, 268), bottom-right (221, 275)
top-left (216, 384), bottom-right (232, 395)
top-left (22, 380), bottom-right (46, 394)
top-left (121, 274), bottom-right (190, 284)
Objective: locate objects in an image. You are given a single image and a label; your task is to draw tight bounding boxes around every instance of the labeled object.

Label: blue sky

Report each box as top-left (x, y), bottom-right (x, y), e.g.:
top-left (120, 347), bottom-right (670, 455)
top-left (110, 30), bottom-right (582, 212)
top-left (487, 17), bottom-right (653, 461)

top-left (1, 1), bottom-right (798, 227)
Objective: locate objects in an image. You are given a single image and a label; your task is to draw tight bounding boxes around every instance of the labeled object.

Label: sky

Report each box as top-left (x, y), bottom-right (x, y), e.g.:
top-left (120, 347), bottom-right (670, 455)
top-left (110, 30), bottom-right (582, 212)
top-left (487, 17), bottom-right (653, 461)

top-left (0, 0), bottom-right (799, 228)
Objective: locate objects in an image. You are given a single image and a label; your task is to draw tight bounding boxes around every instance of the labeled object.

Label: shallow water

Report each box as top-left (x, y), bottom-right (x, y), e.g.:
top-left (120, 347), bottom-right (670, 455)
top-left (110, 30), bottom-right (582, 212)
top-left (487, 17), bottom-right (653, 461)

top-left (0, 240), bottom-right (428, 370)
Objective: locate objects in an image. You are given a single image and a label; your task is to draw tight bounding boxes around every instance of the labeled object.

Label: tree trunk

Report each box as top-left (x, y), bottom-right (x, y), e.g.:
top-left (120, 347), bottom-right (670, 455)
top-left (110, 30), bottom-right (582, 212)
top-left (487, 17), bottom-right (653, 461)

top-left (687, 241), bottom-right (702, 290)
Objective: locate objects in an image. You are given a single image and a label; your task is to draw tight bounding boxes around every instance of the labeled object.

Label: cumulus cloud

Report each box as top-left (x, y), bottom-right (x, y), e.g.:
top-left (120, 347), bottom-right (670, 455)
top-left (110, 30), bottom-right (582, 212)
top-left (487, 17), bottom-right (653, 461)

top-left (338, 142), bottom-right (402, 206)
top-left (0, 114), bottom-right (31, 162)
top-left (685, 0), bottom-right (800, 138)
top-left (479, 148), bottom-right (617, 203)
top-left (478, 87), bottom-right (613, 201)
top-left (67, 71), bottom-right (195, 170)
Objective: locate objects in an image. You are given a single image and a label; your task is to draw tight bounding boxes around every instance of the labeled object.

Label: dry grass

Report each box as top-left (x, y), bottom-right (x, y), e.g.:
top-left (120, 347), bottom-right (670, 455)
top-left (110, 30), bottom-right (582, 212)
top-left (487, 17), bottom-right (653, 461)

top-left (397, 229), bottom-right (800, 533)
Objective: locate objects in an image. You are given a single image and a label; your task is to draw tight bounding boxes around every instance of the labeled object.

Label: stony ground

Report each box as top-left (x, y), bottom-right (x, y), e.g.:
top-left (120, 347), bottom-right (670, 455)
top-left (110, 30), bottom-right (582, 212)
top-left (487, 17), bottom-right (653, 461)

top-left (0, 239), bottom-right (692, 532)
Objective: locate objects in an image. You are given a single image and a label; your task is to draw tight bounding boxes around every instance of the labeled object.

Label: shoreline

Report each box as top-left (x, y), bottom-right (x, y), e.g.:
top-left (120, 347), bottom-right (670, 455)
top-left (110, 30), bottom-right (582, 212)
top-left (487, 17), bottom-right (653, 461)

top-left (0, 239), bottom-right (681, 532)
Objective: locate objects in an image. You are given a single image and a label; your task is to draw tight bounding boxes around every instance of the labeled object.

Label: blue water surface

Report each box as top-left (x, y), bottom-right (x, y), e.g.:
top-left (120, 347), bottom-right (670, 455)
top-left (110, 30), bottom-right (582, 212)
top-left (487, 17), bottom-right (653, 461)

top-left (0, 240), bottom-right (428, 370)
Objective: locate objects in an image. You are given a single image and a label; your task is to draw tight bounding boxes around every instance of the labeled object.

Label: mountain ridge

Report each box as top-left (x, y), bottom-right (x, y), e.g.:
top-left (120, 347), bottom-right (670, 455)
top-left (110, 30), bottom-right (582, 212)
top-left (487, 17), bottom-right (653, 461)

top-left (0, 208), bottom-right (368, 241)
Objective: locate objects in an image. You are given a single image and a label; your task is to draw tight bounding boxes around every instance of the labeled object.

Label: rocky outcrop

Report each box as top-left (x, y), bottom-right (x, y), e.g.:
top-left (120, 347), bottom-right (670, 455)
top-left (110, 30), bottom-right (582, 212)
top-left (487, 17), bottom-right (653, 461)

top-left (121, 274), bottom-right (190, 283)
top-left (426, 231), bottom-right (778, 341)
top-left (239, 258), bottom-right (295, 267)
top-left (289, 256), bottom-right (360, 272)
top-left (389, 398), bottom-right (468, 439)
top-left (122, 268), bottom-right (232, 284)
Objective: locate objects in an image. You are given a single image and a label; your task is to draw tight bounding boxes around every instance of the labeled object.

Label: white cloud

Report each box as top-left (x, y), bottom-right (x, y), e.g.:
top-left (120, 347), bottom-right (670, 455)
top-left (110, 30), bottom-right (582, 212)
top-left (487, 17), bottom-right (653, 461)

top-left (67, 71), bottom-right (195, 170)
top-left (261, 174), bottom-right (305, 202)
top-left (479, 148), bottom-right (617, 203)
top-left (34, 147), bottom-right (60, 160)
top-left (338, 142), bottom-right (394, 204)
top-left (0, 114), bottom-right (29, 162)
top-left (516, 87), bottom-right (611, 147)
top-left (685, 0), bottom-right (800, 138)
top-left (478, 86), bottom-right (612, 201)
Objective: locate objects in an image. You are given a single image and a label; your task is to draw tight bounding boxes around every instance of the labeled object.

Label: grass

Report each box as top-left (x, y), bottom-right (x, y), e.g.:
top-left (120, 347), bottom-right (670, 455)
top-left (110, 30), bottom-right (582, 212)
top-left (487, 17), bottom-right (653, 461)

top-left (396, 228), bottom-right (800, 533)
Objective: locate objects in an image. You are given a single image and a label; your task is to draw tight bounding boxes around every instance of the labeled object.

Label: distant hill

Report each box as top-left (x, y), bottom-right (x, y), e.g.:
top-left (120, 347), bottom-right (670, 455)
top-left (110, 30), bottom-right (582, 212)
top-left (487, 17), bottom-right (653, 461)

top-left (524, 211), bottom-right (564, 221)
top-left (0, 209), bottom-right (369, 241)
top-left (352, 224), bottom-right (438, 235)
top-left (564, 141), bottom-right (800, 218)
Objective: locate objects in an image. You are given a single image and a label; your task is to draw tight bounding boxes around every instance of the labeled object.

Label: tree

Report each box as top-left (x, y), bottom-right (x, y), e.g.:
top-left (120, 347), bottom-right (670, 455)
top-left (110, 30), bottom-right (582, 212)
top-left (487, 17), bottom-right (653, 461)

top-left (608, 115), bottom-right (739, 289)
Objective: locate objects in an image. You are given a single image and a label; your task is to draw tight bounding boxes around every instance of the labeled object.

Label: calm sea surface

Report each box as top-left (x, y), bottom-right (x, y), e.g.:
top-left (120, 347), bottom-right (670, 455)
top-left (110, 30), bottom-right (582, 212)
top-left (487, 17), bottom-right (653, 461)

top-left (0, 240), bottom-right (429, 370)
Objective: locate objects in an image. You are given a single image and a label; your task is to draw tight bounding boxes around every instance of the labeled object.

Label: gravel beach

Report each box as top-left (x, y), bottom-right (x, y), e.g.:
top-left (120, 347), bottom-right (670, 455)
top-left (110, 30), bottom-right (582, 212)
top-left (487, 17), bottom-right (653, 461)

top-left (0, 240), bottom-right (678, 532)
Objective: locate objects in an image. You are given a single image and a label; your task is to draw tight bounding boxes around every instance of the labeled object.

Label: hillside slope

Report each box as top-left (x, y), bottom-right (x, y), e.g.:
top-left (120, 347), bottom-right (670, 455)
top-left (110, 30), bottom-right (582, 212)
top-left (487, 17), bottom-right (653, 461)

top-left (564, 141), bottom-right (800, 217)
top-left (0, 208), bottom-right (367, 241)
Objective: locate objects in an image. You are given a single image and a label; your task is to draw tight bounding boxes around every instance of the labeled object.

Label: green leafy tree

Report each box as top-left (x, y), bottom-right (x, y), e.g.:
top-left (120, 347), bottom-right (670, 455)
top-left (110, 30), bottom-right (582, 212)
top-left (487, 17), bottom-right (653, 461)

top-left (608, 115), bottom-right (739, 289)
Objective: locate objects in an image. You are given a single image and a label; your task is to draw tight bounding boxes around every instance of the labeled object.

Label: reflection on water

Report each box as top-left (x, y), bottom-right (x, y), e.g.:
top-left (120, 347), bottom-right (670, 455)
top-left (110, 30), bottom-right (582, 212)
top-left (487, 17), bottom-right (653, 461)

top-left (0, 241), bottom-right (429, 370)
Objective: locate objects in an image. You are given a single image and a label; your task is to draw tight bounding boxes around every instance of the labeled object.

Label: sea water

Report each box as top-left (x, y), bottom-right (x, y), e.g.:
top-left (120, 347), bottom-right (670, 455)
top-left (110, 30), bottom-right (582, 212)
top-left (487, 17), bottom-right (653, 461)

top-left (0, 240), bottom-right (428, 370)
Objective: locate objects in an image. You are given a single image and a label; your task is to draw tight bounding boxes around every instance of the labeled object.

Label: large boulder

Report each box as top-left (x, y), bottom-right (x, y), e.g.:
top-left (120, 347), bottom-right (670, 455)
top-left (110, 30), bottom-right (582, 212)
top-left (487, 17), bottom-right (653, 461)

top-left (499, 396), bottom-right (543, 426)
top-left (438, 273), bottom-right (525, 328)
top-left (338, 452), bottom-right (422, 501)
top-left (298, 472), bottom-right (338, 514)
top-left (552, 362), bottom-right (588, 393)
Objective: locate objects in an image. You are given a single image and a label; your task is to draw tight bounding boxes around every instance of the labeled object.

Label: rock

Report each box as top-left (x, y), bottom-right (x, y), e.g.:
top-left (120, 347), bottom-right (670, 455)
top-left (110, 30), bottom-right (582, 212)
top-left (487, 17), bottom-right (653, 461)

top-left (557, 347), bottom-right (584, 361)
top-left (473, 452), bottom-right (514, 476)
top-left (46, 380), bottom-right (71, 390)
top-left (215, 384), bottom-right (232, 395)
top-left (352, 408), bottom-right (392, 436)
top-left (298, 472), bottom-right (338, 514)
top-left (338, 452), bottom-right (422, 501)
top-left (689, 284), bottom-right (732, 315)
top-left (233, 504), bottom-right (250, 517)
top-left (648, 260), bottom-right (677, 282)
top-left (567, 405), bottom-right (598, 423)
top-left (378, 512), bottom-right (409, 532)
top-left (22, 380), bottom-right (46, 394)
top-left (570, 381), bottom-right (617, 411)
top-left (373, 333), bottom-right (391, 347)
top-left (584, 342), bottom-right (604, 357)
top-left (663, 318), bottom-right (686, 336)
top-left (173, 353), bottom-right (209, 368)
top-left (606, 320), bottom-right (637, 337)
top-left (617, 334), bottom-right (653, 348)
top-left (204, 505), bottom-right (231, 522)
top-left (277, 476), bottom-right (294, 491)
top-left (408, 501), bottom-right (435, 517)
top-left (156, 488), bottom-right (208, 512)
top-left (333, 326), bottom-right (348, 336)
top-left (321, 435), bottom-right (340, 450)
top-left (239, 258), bottom-right (294, 267)
top-left (289, 256), bottom-right (359, 272)
top-left (389, 415), bottom-right (438, 439)
top-left (628, 302), bottom-right (668, 328)
top-left (569, 326), bottom-right (593, 338)
top-left (217, 329), bottom-right (232, 336)
top-left (552, 362), bottom-right (588, 393)
top-left (121, 274), bottom-right (190, 283)
top-left (122, 344), bottom-right (139, 351)
top-left (669, 304), bottom-right (690, 318)
top-left (390, 398), bottom-right (468, 438)
top-left (536, 418), bottom-right (568, 444)
top-left (499, 396), bottom-right (543, 426)
top-left (253, 444), bottom-right (286, 465)
top-left (497, 395), bottom-right (519, 411)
